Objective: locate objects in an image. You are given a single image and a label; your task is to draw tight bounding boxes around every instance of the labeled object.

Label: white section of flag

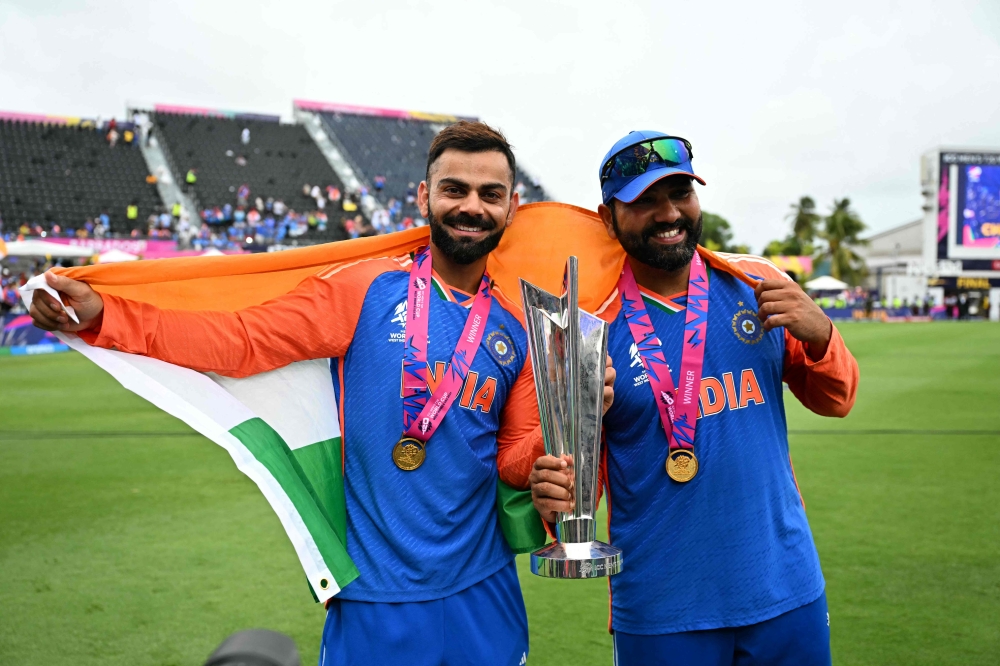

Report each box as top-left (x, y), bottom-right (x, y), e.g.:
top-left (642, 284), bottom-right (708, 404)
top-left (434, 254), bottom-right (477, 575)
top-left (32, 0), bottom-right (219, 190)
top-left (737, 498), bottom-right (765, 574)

top-left (53, 331), bottom-right (342, 602)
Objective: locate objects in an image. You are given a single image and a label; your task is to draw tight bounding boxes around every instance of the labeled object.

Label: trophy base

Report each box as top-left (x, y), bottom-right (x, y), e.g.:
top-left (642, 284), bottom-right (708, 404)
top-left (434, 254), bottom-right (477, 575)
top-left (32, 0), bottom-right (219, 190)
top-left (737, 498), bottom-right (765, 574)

top-left (530, 540), bottom-right (623, 578)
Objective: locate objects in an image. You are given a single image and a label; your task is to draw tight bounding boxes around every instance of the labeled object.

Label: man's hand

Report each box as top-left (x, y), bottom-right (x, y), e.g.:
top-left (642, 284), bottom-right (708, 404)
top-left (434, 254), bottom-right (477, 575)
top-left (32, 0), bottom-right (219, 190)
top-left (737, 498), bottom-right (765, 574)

top-left (529, 454), bottom-right (574, 524)
top-left (603, 354), bottom-right (616, 415)
top-left (29, 272), bottom-right (105, 332)
top-left (755, 279), bottom-right (832, 357)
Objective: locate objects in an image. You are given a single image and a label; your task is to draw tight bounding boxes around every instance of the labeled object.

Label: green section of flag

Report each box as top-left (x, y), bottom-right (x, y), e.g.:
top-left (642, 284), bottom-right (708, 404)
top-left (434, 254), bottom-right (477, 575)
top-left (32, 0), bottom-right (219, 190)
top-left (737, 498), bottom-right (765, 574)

top-left (496, 481), bottom-right (547, 554)
top-left (229, 418), bottom-right (359, 591)
top-left (290, 436), bottom-right (347, 546)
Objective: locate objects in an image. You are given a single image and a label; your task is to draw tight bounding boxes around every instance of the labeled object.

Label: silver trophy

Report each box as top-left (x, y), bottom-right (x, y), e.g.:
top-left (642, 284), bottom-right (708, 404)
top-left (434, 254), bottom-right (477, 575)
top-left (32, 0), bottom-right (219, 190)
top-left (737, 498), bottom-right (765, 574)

top-left (520, 256), bottom-right (623, 578)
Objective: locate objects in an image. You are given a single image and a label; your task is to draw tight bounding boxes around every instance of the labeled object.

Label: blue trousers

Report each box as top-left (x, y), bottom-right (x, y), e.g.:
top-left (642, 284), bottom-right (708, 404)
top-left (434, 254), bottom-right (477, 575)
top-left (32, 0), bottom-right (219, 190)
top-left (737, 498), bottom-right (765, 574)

top-left (319, 561), bottom-right (528, 666)
top-left (614, 592), bottom-right (831, 666)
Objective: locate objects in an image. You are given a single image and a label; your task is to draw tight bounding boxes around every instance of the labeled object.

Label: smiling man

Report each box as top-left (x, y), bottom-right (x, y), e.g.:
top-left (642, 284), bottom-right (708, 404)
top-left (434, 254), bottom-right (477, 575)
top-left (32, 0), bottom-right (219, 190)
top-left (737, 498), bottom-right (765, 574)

top-left (528, 131), bottom-right (859, 666)
top-left (28, 122), bottom-right (574, 666)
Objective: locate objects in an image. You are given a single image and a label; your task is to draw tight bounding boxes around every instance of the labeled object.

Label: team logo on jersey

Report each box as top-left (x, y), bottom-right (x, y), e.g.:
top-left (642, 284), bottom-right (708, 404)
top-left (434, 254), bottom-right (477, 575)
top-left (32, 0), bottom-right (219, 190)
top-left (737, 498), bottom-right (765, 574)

top-left (732, 308), bottom-right (764, 344)
top-left (484, 330), bottom-right (516, 366)
top-left (388, 301), bottom-right (407, 342)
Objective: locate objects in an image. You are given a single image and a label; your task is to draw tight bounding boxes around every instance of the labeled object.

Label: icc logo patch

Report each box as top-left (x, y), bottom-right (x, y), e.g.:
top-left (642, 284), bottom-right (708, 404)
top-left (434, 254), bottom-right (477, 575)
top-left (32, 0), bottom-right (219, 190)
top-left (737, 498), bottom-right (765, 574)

top-left (484, 330), bottom-right (516, 366)
top-left (731, 308), bottom-right (764, 344)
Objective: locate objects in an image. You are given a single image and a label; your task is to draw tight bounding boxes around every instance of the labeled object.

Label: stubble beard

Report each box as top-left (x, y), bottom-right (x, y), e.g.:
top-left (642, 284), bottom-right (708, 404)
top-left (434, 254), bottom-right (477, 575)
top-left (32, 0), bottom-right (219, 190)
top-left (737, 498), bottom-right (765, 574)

top-left (428, 204), bottom-right (506, 265)
top-left (612, 207), bottom-right (703, 273)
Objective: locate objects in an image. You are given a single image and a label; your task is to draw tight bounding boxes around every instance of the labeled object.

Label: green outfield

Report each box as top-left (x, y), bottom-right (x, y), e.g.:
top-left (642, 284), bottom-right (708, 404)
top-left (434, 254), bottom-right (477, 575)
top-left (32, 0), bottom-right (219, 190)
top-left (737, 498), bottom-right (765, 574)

top-left (1, 322), bottom-right (998, 665)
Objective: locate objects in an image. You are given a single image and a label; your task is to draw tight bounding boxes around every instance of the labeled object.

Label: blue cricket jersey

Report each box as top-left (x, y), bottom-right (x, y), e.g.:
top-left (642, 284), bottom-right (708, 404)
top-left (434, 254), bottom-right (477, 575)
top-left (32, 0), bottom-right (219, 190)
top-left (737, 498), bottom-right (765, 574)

top-left (334, 265), bottom-right (532, 602)
top-left (601, 260), bottom-right (835, 635)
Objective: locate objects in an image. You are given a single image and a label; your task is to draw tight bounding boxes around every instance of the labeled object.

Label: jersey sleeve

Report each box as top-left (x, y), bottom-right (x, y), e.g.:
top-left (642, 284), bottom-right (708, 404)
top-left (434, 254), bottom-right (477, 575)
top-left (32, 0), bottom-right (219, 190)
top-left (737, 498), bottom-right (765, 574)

top-left (710, 252), bottom-right (859, 418)
top-left (78, 259), bottom-right (399, 378)
top-left (782, 323), bottom-right (858, 417)
top-left (496, 353), bottom-right (545, 490)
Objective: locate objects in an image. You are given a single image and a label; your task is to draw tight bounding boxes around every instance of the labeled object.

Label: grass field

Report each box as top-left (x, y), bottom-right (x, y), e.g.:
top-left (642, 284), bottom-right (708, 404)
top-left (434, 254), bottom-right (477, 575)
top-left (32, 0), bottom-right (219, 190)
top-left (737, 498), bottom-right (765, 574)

top-left (2, 322), bottom-right (999, 665)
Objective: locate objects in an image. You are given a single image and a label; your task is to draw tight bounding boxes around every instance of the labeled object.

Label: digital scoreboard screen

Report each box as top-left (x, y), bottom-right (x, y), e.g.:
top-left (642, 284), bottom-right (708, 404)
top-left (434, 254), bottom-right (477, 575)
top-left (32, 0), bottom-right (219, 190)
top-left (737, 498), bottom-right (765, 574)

top-left (960, 164), bottom-right (1000, 248)
top-left (938, 151), bottom-right (1000, 262)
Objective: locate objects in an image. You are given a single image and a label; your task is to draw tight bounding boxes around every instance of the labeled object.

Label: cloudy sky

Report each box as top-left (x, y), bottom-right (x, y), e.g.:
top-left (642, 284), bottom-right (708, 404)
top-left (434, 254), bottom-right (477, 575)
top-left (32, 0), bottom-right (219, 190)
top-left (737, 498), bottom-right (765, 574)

top-left (2, 0), bottom-right (998, 249)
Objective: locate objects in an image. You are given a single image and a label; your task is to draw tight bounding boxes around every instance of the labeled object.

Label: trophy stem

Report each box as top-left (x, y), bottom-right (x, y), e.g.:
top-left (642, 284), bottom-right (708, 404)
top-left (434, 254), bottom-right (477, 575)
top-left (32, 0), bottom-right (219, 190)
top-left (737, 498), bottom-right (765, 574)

top-left (556, 517), bottom-right (596, 544)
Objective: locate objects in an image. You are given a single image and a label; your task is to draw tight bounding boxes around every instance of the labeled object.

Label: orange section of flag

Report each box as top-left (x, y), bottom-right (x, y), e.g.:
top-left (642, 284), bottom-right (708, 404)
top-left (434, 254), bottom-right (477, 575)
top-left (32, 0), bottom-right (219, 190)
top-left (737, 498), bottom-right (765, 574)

top-left (50, 202), bottom-right (752, 312)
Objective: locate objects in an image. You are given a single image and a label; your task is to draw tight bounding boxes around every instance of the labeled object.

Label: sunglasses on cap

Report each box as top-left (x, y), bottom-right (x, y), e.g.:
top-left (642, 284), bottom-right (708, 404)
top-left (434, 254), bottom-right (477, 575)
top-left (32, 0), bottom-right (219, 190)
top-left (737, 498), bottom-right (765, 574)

top-left (599, 136), bottom-right (694, 184)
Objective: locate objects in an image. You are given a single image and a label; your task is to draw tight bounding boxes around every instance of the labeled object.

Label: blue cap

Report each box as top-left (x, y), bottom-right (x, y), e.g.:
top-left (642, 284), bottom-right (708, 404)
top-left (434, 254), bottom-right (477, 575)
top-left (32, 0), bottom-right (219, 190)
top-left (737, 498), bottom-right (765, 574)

top-left (599, 130), bottom-right (705, 205)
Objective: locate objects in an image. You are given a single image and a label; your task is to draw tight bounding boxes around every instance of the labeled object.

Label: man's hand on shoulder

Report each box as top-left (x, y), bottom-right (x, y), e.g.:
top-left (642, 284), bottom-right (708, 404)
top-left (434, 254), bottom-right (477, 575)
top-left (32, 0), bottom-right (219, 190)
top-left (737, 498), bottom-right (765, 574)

top-left (754, 279), bottom-right (832, 358)
top-left (30, 272), bottom-right (105, 333)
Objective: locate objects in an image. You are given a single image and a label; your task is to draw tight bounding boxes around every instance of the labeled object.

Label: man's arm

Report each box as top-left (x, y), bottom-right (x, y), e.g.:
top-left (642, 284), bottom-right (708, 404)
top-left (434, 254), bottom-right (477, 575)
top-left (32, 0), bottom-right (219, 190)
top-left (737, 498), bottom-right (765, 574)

top-left (782, 325), bottom-right (858, 417)
top-left (755, 278), bottom-right (859, 417)
top-left (30, 261), bottom-right (395, 378)
top-left (496, 356), bottom-right (545, 490)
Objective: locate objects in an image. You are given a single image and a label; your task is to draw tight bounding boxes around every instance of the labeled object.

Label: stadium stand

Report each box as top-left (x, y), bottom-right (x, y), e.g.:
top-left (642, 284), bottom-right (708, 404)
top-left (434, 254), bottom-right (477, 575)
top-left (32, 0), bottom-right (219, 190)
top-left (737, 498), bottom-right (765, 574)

top-left (152, 110), bottom-right (353, 242)
top-left (313, 105), bottom-right (549, 226)
top-left (0, 115), bottom-right (163, 234)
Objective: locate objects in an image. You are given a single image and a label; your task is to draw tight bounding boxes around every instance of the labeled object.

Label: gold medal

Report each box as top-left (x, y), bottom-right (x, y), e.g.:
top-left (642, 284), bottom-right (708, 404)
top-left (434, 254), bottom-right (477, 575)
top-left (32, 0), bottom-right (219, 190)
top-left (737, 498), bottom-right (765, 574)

top-left (393, 437), bottom-right (426, 471)
top-left (666, 449), bottom-right (698, 482)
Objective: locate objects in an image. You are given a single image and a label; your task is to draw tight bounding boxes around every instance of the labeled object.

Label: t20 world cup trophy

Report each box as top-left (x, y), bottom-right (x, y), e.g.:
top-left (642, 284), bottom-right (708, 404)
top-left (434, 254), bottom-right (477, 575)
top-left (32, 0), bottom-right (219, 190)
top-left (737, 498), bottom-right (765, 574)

top-left (520, 257), bottom-right (623, 578)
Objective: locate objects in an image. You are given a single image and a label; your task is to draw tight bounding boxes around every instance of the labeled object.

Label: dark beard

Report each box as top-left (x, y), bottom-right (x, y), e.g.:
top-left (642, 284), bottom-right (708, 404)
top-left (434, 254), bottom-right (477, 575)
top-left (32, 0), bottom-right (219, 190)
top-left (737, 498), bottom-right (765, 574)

top-left (611, 209), bottom-right (703, 273)
top-left (428, 206), bottom-right (505, 265)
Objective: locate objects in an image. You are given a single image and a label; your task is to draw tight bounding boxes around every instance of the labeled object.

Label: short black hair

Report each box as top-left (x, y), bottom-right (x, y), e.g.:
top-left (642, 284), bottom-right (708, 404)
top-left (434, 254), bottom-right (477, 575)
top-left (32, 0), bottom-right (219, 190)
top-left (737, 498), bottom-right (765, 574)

top-left (426, 121), bottom-right (516, 187)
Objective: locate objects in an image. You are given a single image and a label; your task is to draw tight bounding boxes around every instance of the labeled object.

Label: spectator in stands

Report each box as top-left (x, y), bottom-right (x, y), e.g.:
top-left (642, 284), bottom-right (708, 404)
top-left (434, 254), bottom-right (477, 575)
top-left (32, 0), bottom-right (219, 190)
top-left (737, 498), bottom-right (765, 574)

top-left (146, 173), bottom-right (158, 185)
top-left (172, 202), bottom-right (182, 219)
top-left (1, 282), bottom-right (17, 315)
top-left (371, 208), bottom-right (389, 234)
top-left (344, 216), bottom-right (358, 239)
top-left (94, 218), bottom-right (107, 238)
top-left (326, 185), bottom-right (341, 202)
top-left (235, 155), bottom-right (247, 167)
top-left (237, 184), bottom-right (250, 207)
top-left (241, 127), bottom-right (250, 145)
top-left (343, 197), bottom-right (358, 213)
top-left (186, 168), bottom-right (197, 190)
top-left (303, 183), bottom-right (312, 197)
top-left (123, 128), bottom-right (135, 146)
top-left (515, 181), bottom-right (527, 199)
top-left (107, 127), bottom-right (120, 148)
top-left (405, 182), bottom-right (417, 205)
top-left (273, 199), bottom-right (287, 216)
top-left (255, 196), bottom-right (265, 212)
top-left (374, 175), bottom-right (386, 191)
top-left (126, 202), bottom-right (139, 226)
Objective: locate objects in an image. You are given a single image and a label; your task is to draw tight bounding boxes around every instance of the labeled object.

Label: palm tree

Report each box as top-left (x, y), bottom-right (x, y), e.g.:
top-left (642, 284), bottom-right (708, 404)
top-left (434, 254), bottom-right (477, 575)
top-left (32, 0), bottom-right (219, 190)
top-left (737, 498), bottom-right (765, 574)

top-left (818, 198), bottom-right (868, 283)
top-left (784, 196), bottom-right (820, 255)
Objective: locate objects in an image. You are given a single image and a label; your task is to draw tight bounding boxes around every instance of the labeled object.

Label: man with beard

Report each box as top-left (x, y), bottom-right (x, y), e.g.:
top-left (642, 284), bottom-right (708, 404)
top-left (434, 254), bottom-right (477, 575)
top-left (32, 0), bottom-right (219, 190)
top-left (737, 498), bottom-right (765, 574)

top-left (528, 131), bottom-right (858, 666)
top-left (30, 122), bottom-right (614, 665)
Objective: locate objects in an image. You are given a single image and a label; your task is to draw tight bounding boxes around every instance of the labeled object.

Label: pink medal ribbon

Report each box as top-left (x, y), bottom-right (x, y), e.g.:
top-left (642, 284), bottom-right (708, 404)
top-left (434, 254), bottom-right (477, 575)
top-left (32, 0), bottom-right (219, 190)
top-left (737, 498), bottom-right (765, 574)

top-left (394, 246), bottom-right (492, 470)
top-left (617, 252), bottom-right (710, 481)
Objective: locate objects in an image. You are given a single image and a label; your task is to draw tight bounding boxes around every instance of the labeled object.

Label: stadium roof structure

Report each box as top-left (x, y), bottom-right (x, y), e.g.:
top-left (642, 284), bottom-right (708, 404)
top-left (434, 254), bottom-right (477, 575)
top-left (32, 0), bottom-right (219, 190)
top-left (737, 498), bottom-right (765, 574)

top-left (294, 99), bottom-right (477, 124)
